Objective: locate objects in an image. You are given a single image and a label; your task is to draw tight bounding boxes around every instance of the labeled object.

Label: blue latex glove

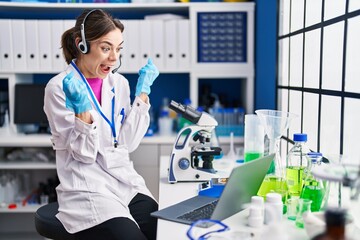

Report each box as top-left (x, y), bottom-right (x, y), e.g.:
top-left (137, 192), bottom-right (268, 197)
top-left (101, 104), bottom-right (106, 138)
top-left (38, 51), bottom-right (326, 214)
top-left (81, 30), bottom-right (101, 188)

top-left (62, 72), bottom-right (92, 114)
top-left (135, 58), bottom-right (159, 96)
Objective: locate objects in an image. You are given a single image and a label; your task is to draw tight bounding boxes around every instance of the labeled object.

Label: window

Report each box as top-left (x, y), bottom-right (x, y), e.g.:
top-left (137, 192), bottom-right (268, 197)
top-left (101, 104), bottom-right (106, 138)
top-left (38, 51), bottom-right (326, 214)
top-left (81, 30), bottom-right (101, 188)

top-left (278, 0), bottom-right (360, 163)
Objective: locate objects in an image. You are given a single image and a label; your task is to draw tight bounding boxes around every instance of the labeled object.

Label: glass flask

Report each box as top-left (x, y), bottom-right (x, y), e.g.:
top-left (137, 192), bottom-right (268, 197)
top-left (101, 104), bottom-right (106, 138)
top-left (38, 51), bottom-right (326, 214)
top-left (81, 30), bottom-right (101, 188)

top-left (300, 152), bottom-right (329, 212)
top-left (255, 110), bottom-right (298, 200)
top-left (286, 133), bottom-right (311, 197)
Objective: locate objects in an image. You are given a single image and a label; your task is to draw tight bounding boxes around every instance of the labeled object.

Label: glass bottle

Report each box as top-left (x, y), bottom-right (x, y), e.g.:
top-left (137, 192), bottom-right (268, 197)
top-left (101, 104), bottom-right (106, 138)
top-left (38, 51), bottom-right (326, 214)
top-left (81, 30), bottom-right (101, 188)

top-left (311, 208), bottom-right (346, 240)
top-left (286, 133), bottom-right (311, 197)
top-left (300, 152), bottom-right (328, 212)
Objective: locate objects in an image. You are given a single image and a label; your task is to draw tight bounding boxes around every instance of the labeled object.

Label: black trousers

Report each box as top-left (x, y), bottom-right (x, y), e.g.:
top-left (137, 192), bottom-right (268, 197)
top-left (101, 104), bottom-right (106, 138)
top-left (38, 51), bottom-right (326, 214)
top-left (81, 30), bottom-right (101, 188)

top-left (74, 193), bottom-right (158, 240)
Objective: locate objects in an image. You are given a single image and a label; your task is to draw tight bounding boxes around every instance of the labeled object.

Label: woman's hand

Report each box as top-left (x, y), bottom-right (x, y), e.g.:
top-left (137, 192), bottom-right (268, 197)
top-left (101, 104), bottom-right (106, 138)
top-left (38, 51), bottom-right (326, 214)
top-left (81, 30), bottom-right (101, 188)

top-left (62, 72), bottom-right (92, 114)
top-left (135, 58), bottom-right (159, 97)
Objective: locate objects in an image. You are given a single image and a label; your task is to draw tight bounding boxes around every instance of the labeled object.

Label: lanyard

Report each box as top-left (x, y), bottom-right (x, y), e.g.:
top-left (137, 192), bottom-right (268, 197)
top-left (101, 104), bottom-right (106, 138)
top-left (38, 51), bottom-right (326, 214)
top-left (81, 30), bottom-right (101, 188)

top-left (70, 61), bottom-right (118, 147)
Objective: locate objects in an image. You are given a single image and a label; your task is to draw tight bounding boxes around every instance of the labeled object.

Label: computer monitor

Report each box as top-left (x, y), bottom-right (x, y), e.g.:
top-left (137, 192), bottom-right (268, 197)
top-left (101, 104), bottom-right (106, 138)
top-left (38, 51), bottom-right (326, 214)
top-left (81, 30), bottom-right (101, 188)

top-left (14, 84), bottom-right (49, 133)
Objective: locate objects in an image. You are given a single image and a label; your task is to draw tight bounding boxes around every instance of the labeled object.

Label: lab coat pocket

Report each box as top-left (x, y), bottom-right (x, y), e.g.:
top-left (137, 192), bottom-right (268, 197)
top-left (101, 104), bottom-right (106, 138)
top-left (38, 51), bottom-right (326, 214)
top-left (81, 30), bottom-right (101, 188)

top-left (103, 145), bottom-right (131, 169)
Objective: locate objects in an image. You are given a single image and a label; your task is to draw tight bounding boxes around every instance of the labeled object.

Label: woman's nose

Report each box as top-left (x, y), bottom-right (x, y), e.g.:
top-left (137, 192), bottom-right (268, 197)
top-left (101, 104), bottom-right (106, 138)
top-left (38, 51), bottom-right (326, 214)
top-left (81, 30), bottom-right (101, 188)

top-left (109, 50), bottom-right (118, 61)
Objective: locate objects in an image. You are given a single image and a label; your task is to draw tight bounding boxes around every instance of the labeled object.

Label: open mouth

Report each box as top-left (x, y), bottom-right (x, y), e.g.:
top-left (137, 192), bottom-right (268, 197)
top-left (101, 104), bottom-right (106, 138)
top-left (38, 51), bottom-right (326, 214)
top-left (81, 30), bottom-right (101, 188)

top-left (100, 64), bottom-right (112, 73)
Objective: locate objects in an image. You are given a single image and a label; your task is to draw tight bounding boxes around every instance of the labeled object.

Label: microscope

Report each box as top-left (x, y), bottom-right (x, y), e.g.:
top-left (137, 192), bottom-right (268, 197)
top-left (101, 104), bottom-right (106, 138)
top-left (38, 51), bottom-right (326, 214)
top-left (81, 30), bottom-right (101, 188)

top-left (168, 100), bottom-right (222, 183)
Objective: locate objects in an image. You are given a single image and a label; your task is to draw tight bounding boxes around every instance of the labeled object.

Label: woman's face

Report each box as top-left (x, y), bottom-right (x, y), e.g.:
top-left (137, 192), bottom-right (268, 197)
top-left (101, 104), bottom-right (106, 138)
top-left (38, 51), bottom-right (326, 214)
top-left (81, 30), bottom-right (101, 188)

top-left (78, 28), bottom-right (123, 79)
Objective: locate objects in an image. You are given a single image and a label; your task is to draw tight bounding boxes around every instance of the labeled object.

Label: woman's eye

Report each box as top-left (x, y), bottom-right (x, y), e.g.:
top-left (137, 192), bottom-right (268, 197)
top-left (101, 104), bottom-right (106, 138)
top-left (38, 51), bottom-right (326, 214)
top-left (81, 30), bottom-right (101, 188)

top-left (102, 47), bottom-right (110, 52)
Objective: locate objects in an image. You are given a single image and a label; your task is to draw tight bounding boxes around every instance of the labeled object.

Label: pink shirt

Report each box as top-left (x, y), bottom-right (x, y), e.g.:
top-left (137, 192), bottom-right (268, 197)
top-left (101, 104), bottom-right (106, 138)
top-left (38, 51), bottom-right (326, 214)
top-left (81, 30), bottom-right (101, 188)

top-left (87, 78), bottom-right (103, 105)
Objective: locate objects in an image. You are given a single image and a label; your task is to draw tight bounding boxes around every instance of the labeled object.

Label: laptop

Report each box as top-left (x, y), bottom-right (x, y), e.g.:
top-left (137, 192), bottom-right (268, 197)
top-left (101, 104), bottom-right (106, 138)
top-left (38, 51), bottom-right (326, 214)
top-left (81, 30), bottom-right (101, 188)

top-left (151, 154), bottom-right (274, 227)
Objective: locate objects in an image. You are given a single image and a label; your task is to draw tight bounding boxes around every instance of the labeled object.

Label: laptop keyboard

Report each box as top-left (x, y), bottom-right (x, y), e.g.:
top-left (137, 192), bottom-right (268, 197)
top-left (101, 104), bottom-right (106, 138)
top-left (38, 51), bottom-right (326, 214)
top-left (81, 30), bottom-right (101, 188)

top-left (177, 200), bottom-right (219, 222)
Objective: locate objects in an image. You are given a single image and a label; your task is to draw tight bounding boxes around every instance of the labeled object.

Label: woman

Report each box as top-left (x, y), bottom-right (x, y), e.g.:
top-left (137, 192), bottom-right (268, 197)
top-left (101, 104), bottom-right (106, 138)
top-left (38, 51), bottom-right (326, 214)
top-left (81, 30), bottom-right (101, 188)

top-left (43, 9), bottom-right (159, 240)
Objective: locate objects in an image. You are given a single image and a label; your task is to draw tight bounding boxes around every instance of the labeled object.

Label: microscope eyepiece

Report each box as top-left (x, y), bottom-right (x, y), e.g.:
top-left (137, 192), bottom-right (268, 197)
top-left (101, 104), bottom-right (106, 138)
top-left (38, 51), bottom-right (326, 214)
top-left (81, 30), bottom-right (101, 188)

top-left (169, 100), bottom-right (202, 124)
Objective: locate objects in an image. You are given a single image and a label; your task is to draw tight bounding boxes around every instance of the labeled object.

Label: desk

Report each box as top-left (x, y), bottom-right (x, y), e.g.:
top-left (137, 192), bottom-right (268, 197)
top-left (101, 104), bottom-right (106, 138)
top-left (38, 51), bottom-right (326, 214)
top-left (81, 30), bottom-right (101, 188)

top-left (156, 156), bottom-right (308, 240)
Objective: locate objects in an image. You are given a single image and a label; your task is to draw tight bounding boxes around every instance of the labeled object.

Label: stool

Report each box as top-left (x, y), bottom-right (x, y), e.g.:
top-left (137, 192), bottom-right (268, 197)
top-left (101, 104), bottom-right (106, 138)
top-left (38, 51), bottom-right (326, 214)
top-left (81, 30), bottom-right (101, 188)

top-left (35, 202), bottom-right (76, 240)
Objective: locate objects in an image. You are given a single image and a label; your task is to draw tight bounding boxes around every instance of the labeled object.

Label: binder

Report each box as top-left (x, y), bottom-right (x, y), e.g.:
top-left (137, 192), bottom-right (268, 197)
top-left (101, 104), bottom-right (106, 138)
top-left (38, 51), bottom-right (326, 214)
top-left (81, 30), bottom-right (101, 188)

top-left (124, 20), bottom-right (140, 72)
top-left (51, 20), bottom-right (65, 71)
top-left (164, 20), bottom-right (178, 70)
top-left (63, 19), bottom-right (75, 32)
top-left (11, 20), bottom-right (27, 71)
top-left (150, 20), bottom-right (165, 70)
top-left (177, 20), bottom-right (190, 70)
top-left (0, 19), bottom-right (14, 71)
top-left (63, 20), bottom-right (76, 68)
top-left (38, 20), bottom-right (53, 71)
top-left (119, 20), bottom-right (128, 71)
top-left (139, 20), bottom-right (152, 67)
top-left (25, 20), bottom-right (40, 71)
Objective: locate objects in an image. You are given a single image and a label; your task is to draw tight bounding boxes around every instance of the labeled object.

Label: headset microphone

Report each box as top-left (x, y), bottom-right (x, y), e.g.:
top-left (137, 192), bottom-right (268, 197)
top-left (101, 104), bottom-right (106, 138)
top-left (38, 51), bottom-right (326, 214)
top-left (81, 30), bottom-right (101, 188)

top-left (112, 55), bottom-right (122, 74)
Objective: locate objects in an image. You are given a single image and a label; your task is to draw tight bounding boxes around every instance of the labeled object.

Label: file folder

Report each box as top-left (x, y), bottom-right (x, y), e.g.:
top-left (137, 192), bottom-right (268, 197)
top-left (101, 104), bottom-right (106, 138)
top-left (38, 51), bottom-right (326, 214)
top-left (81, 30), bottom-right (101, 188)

top-left (25, 20), bottom-right (40, 71)
top-left (124, 20), bottom-right (140, 71)
top-left (51, 20), bottom-right (65, 71)
top-left (150, 20), bottom-right (165, 70)
top-left (38, 20), bottom-right (53, 71)
top-left (119, 20), bottom-right (128, 71)
top-left (63, 20), bottom-right (76, 68)
top-left (139, 20), bottom-right (152, 67)
top-left (164, 20), bottom-right (178, 70)
top-left (11, 20), bottom-right (27, 71)
top-left (177, 19), bottom-right (190, 70)
top-left (0, 19), bottom-right (14, 71)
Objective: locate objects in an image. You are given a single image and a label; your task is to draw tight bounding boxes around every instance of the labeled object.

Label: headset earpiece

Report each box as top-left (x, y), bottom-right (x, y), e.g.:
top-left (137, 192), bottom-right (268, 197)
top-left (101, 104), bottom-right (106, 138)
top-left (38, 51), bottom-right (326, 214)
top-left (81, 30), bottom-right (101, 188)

top-left (78, 9), bottom-right (99, 54)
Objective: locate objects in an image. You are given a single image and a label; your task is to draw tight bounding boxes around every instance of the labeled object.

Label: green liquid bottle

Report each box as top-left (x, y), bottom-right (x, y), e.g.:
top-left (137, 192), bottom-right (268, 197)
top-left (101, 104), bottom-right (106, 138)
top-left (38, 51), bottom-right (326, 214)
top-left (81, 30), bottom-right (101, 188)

top-left (244, 151), bottom-right (263, 162)
top-left (300, 152), bottom-right (327, 212)
top-left (301, 185), bottom-right (325, 212)
top-left (286, 133), bottom-right (310, 197)
top-left (286, 166), bottom-right (305, 197)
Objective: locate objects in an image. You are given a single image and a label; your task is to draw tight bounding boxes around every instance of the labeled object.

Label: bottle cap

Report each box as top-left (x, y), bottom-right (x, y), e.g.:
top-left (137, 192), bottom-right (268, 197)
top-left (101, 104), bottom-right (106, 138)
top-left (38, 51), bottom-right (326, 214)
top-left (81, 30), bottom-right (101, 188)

top-left (293, 133), bottom-right (307, 142)
top-left (251, 196), bottom-right (264, 207)
top-left (307, 152), bottom-right (323, 163)
top-left (325, 208), bottom-right (346, 226)
top-left (265, 193), bottom-right (282, 203)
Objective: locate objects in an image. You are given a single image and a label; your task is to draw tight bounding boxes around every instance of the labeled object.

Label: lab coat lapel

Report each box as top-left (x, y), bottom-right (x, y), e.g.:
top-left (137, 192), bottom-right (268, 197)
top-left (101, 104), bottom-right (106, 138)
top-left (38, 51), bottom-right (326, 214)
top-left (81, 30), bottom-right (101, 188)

top-left (101, 75), bottom-right (115, 121)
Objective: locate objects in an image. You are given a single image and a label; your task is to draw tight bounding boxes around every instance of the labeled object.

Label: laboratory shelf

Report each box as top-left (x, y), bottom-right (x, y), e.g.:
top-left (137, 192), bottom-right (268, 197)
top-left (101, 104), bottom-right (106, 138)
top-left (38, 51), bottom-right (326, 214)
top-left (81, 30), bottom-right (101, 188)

top-left (0, 134), bottom-right (52, 147)
top-left (0, 133), bottom-right (243, 147)
top-left (0, 204), bottom-right (42, 213)
top-left (0, 161), bottom-right (56, 170)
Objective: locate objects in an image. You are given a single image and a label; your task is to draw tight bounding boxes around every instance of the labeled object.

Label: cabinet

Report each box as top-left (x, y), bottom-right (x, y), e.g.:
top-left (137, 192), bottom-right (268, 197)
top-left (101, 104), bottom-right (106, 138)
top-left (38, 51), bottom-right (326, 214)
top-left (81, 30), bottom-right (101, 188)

top-left (0, 1), bottom-right (253, 238)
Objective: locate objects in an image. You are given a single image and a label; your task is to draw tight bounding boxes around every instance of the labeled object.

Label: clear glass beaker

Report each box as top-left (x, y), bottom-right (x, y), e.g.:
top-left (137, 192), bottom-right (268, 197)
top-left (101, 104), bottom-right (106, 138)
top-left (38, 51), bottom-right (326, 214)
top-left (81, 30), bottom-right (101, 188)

top-left (255, 110), bottom-right (298, 200)
top-left (244, 114), bottom-right (264, 162)
top-left (295, 198), bottom-right (312, 228)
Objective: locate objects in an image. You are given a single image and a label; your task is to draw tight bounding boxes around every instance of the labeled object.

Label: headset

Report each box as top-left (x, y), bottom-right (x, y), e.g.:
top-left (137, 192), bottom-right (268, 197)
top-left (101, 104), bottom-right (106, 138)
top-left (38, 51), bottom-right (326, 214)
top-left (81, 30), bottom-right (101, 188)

top-left (78, 9), bottom-right (99, 54)
top-left (78, 9), bottom-right (121, 74)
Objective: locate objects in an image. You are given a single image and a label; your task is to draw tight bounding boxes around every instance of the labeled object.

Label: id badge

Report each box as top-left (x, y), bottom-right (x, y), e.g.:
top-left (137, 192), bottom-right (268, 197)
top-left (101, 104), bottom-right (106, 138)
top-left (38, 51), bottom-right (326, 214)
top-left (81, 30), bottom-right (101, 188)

top-left (103, 145), bottom-right (130, 169)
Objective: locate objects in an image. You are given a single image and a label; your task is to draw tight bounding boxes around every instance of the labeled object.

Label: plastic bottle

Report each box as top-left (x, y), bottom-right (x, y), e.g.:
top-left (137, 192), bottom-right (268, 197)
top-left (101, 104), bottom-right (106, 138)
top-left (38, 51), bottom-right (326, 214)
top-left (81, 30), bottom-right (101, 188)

top-left (0, 110), bottom-right (11, 135)
top-left (300, 152), bottom-right (328, 212)
top-left (286, 133), bottom-right (311, 197)
top-left (158, 98), bottom-right (173, 136)
top-left (264, 192), bottom-right (283, 224)
top-left (311, 208), bottom-right (346, 240)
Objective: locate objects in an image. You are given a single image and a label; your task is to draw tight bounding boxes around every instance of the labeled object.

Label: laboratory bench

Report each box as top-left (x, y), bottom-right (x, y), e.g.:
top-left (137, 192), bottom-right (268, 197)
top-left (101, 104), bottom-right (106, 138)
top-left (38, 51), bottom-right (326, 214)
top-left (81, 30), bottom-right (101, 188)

top-left (156, 156), bottom-right (360, 240)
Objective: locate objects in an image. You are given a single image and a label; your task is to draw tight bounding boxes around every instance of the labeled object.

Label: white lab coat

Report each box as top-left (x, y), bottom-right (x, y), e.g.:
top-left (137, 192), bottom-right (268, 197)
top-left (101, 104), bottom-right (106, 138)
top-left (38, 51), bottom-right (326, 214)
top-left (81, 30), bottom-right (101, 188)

top-left (43, 62), bottom-right (154, 234)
